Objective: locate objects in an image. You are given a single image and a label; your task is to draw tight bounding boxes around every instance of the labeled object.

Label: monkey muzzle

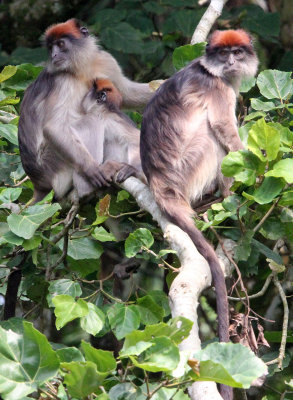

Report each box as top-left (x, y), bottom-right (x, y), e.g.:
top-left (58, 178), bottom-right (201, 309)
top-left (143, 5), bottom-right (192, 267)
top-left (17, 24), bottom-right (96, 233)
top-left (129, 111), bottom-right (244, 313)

top-left (96, 91), bottom-right (107, 103)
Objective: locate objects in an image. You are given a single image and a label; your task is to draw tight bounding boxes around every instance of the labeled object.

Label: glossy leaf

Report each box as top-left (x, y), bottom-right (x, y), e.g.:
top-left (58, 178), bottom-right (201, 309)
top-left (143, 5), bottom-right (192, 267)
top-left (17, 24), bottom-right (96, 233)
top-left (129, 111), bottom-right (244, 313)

top-left (7, 203), bottom-right (61, 239)
top-left (61, 361), bottom-right (102, 398)
top-left (80, 303), bottom-right (105, 336)
top-left (81, 341), bottom-right (116, 374)
top-left (0, 322), bottom-right (59, 400)
top-left (56, 347), bottom-right (85, 363)
top-left (92, 226), bottom-right (117, 242)
top-left (256, 70), bottom-right (293, 100)
top-left (47, 279), bottom-right (82, 307)
top-left (0, 66), bottom-right (17, 83)
top-left (125, 228), bottom-right (154, 257)
top-left (0, 123), bottom-right (18, 145)
top-left (52, 295), bottom-right (89, 330)
top-left (190, 342), bottom-right (267, 388)
top-left (172, 43), bottom-right (206, 70)
top-left (58, 236), bottom-right (103, 260)
top-left (249, 177), bottom-right (284, 204)
top-left (265, 159), bottom-right (293, 183)
top-left (107, 303), bottom-right (140, 339)
top-left (0, 188), bottom-right (22, 203)
top-left (137, 295), bottom-right (165, 324)
top-left (248, 118), bottom-right (280, 161)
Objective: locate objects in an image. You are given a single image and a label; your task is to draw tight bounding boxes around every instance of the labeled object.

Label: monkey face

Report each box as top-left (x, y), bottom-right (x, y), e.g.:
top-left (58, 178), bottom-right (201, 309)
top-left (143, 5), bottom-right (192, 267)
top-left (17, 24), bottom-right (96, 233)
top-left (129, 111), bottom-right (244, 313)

top-left (96, 90), bottom-right (107, 103)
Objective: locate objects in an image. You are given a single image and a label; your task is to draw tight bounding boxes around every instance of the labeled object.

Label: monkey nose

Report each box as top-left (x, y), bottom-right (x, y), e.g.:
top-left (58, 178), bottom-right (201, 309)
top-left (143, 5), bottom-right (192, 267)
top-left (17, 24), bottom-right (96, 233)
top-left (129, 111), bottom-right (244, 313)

top-left (228, 55), bottom-right (235, 65)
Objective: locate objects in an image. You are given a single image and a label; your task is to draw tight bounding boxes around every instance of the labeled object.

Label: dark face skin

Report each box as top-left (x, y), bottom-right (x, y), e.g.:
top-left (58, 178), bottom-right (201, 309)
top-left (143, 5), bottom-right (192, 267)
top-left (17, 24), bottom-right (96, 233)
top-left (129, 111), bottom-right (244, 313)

top-left (47, 37), bottom-right (74, 69)
top-left (216, 46), bottom-right (246, 72)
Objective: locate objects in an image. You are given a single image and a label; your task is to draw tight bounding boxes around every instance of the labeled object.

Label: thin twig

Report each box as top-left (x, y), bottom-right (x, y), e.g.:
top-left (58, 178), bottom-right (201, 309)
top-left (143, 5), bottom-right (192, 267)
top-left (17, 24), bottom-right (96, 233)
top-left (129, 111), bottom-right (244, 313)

top-left (141, 246), bottom-right (179, 272)
top-left (253, 198), bottom-right (280, 233)
top-left (228, 274), bottom-right (273, 301)
top-left (266, 272), bottom-right (289, 368)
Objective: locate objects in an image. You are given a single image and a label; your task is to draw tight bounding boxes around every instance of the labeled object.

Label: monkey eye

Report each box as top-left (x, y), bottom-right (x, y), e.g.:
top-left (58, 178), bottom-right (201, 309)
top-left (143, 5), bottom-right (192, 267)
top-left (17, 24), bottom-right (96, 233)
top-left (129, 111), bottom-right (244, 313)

top-left (104, 88), bottom-right (112, 92)
top-left (219, 49), bottom-right (228, 56)
top-left (58, 40), bottom-right (65, 48)
top-left (233, 49), bottom-right (243, 56)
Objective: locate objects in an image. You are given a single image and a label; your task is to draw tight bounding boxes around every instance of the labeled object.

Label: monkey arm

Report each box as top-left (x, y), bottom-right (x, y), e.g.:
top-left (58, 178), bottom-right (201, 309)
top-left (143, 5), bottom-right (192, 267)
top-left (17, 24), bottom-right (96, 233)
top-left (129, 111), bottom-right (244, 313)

top-left (94, 50), bottom-right (153, 109)
top-left (207, 89), bottom-right (244, 153)
top-left (43, 124), bottom-right (110, 187)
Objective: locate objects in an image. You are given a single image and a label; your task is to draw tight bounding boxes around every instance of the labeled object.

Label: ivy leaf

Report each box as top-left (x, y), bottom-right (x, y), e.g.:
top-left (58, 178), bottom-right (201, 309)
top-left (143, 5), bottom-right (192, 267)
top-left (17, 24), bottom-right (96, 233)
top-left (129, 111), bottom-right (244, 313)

top-left (137, 295), bottom-right (165, 324)
top-left (0, 65), bottom-right (18, 83)
top-left (248, 177), bottom-right (284, 204)
top-left (52, 295), bottom-right (89, 330)
top-left (125, 228), bottom-right (154, 257)
top-left (92, 226), bottom-right (117, 242)
top-left (0, 124), bottom-right (18, 145)
top-left (248, 118), bottom-right (280, 161)
top-left (0, 188), bottom-right (22, 203)
top-left (61, 361), bottom-right (103, 398)
top-left (81, 341), bottom-right (116, 375)
top-left (7, 203), bottom-right (61, 239)
top-left (107, 303), bottom-right (140, 339)
top-left (172, 43), bottom-right (206, 70)
top-left (47, 279), bottom-right (82, 307)
top-left (131, 336), bottom-right (180, 372)
top-left (265, 159), bottom-right (293, 183)
top-left (56, 347), bottom-right (84, 363)
top-left (256, 70), bottom-right (293, 100)
top-left (221, 150), bottom-right (264, 185)
top-left (0, 321), bottom-right (59, 400)
top-left (80, 303), bottom-right (105, 336)
top-left (58, 236), bottom-right (103, 260)
top-left (190, 342), bottom-right (267, 388)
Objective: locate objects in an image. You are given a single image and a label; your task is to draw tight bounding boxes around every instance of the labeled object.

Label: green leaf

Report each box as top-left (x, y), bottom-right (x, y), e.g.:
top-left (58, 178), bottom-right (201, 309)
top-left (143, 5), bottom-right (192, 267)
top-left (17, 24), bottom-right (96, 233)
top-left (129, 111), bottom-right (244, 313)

top-left (90, 8), bottom-right (126, 28)
top-left (47, 279), bottom-right (82, 307)
top-left (221, 150), bottom-right (264, 185)
top-left (0, 321), bottom-right (59, 400)
top-left (248, 118), bottom-right (280, 161)
top-left (22, 235), bottom-right (42, 251)
top-left (61, 361), bottom-right (103, 398)
top-left (250, 98), bottom-right (277, 111)
top-left (131, 336), bottom-right (180, 372)
top-left (244, 111), bottom-right (267, 122)
top-left (137, 295), bottom-right (165, 324)
top-left (0, 123), bottom-right (18, 145)
top-left (52, 295), bottom-right (89, 330)
top-left (56, 347), bottom-right (85, 363)
top-left (107, 303), bottom-right (140, 339)
top-left (249, 177), bottom-right (284, 204)
top-left (58, 236), bottom-right (103, 260)
top-left (7, 203), bottom-right (61, 239)
top-left (2, 230), bottom-right (23, 245)
top-left (120, 317), bottom-right (193, 357)
top-left (162, 9), bottom-right (205, 37)
top-left (234, 231), bottom-right (254, 262)
top-left (109, 383), bottom-right (141, 400)
top-left (101, 23), bottom-right (144, 54)
top-left (3, 64), bottom-right (43, 91)
top-left (117, 189), bottom-right (130, 202)
top-left (240, 77), bottom-right (256, 93)
top-left (265, 159), bottom-right (293, 183)
top-left (172, 43), bottom-right (206, 70)
top-left (256, 70), bottom-right (293, 100)
top-left (280, 190), bottom-right (293, 206)
top-left (190, 342), bottom-right (267, 388)
top-left (0, 66), bottom-right (17, 83)
top-left (125, 228), bottom-right (154, 257)
top-left (80, 303), bottom-right (105, 336)
top-left (81, 341), bottom-right (116, 374)
top-left (251, 239), bottom-right (283, 264)
top-left (92, 226), bottom-right (117, 242)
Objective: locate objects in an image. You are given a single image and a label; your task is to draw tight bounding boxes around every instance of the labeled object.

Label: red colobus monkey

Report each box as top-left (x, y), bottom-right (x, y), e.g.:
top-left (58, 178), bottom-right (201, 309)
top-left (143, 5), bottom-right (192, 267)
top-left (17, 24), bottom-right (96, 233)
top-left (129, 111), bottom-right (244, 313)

top-left (140, 30), bottom-right (258, 398)
top-left (73, 78), bottom-right (144, 199)
top-left (18, 19), bottom-right (152, 203)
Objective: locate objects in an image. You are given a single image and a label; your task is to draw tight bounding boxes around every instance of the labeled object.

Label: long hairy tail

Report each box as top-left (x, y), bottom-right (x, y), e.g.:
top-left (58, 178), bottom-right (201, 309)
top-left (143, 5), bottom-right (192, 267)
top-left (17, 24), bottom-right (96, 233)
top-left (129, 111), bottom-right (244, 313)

top-left (159, 197), bottom-right (229, 342)
top-left (154, 195), bottom-right (232, 399)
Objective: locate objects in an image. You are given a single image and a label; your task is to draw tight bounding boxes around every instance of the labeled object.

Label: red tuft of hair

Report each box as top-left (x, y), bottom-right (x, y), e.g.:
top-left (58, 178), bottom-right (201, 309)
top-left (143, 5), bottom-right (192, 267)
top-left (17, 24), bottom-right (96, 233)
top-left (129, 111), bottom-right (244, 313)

top-left (94, 78), bottom-right (123, 108)
top-left (209, 29), bottom-right (251, 48)
top-left (45, 19), bottom-right (81, 40)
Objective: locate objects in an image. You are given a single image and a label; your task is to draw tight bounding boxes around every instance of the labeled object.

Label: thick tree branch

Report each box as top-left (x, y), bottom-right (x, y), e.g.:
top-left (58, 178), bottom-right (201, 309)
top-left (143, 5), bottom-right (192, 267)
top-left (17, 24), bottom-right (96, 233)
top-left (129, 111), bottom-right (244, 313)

top-left (121, 178), bottom-right (232, 400)
top-left (191, 0), bottom-right (228, 44)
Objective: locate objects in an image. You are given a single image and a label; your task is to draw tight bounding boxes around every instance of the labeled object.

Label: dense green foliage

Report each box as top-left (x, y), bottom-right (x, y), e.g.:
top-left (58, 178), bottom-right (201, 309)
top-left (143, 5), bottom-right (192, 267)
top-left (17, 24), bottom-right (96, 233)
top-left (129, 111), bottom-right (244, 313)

top-left (0, 1), bottom-right (292, 400)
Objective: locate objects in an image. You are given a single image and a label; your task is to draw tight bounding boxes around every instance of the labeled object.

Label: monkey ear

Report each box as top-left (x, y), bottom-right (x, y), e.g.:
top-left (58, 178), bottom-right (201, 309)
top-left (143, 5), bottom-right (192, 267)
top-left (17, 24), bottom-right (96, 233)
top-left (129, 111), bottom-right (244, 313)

top-left (80, 27), bottom-right (89, 37)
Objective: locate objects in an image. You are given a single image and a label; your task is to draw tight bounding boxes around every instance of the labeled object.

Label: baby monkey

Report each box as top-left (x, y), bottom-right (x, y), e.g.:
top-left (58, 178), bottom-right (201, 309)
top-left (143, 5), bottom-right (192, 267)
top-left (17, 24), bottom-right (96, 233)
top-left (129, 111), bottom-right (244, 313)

top-left (72, 78), bottom-right (144, 199)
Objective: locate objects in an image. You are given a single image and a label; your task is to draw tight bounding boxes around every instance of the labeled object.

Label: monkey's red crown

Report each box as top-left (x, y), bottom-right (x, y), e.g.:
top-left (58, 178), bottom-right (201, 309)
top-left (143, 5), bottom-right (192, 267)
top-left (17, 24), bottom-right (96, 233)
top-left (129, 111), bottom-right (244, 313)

top-left (45, 19), bottom-right (81, 39)
top-left (209, 29), bottom-right (251, 48)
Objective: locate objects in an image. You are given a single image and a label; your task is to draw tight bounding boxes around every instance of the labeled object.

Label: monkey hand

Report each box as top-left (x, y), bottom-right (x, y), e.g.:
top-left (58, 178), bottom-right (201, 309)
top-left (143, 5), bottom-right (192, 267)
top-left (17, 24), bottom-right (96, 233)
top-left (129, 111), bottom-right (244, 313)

top-left (115, 164), bottom-right (140, 183)
top-left (83, 163), bottom-right (111, 188)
